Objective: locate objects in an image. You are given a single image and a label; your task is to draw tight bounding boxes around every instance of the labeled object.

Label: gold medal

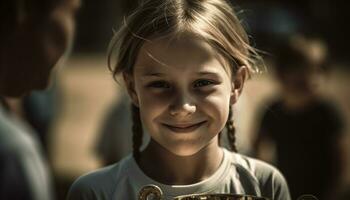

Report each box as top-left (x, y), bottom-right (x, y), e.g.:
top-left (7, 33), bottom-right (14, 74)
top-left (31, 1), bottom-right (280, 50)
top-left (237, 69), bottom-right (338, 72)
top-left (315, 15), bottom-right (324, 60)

top-left (138, 185), bottom-right (269, 200)
top-left (138, 185), bottom-right (164, 200)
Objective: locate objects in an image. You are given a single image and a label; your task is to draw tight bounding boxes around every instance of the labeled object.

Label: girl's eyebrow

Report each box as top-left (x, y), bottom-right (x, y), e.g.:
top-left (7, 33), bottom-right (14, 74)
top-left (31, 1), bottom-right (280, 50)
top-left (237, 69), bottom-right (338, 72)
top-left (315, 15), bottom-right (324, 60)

top-left (141, 72), bottom-right (165, 77)
top-left (197, 71), bottom-right (218, 75)
top-left (139, 70), bottom-right (221, 77)
top-left (196, 70), bottom-right (225, 78)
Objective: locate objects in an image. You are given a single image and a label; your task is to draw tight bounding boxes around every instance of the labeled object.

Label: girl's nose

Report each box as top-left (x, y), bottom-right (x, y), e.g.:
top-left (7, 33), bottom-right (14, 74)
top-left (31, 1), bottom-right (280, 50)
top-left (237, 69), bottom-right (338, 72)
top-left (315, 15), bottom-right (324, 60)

top-left (169, 94), bottom-right (196, 117)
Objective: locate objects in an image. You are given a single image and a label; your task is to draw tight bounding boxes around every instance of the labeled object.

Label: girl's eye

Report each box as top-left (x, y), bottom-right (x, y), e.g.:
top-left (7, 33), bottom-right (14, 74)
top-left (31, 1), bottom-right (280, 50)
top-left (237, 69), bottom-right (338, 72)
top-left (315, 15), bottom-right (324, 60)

top-left (147, 81), bottom-right (170, 88)
top-left (194, 79), bottom-right (214, 87)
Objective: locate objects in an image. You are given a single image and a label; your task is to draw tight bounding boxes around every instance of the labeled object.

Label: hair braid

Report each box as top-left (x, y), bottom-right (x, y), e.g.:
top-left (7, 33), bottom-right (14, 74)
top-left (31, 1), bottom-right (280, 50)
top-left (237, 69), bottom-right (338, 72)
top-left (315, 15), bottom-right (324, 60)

top-left (226, 105), bottom-right (237, 152)
top-left (131, 104), bottom-right (143, 162)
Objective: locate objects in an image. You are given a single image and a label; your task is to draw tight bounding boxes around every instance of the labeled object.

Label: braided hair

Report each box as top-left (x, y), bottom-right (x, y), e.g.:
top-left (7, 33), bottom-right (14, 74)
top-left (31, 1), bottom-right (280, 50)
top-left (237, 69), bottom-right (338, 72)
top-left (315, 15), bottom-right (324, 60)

top-left (224, 105), bottom-right (237, 152)
top-left (131, 104), bottom-right (143, 162)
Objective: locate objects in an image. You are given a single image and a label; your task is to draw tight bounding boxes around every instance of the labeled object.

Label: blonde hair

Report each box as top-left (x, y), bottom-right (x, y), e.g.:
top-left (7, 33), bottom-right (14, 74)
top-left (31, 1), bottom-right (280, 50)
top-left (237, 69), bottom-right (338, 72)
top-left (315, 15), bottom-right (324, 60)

top-left (107, 0), bottom-right (262, 158)
top-left (108, 0), bottom-right (261, 77)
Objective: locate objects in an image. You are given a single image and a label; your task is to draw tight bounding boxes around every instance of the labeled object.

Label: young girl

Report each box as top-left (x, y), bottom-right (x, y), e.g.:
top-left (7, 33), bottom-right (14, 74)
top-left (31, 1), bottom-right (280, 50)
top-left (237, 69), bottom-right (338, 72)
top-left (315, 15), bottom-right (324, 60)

top-left (67, 0), bottom-right (291, 199)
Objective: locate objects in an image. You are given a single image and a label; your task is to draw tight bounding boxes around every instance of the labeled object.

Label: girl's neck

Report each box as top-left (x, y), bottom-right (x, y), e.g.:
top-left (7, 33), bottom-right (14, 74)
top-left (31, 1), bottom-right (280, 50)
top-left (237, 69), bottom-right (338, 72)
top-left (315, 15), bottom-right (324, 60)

top-left (138, 137), bottom-right (223, 185)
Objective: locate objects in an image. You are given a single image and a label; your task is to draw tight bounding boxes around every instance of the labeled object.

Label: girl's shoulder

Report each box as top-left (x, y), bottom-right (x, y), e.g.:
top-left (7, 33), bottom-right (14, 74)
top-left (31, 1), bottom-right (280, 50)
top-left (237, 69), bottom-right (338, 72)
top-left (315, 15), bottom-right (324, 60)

top-left (228, 151), bottom-right (283, 180)
top-left (224, 149), bottom-right (291, 200)
top-left (66, 155), bottom-right (133, 200)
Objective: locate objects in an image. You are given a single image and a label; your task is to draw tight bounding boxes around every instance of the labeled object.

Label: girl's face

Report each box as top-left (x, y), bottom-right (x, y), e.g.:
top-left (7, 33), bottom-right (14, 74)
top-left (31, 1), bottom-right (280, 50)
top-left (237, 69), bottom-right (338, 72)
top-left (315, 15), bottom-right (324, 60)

top-left (125, 34), bottom-right (242, 156)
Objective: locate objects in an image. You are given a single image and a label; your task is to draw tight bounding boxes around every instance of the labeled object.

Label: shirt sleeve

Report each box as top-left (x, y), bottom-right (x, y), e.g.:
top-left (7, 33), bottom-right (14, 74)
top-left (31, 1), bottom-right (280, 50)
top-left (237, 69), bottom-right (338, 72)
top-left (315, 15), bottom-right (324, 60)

top-left (253, 159), bottom-right (291, 200)
top-left (270, 169), bottom-right (291, 200)
top-left (66, 178), bottom-right (97, 200)
top-left (66, 164), bottom-right (121, 200)
top-left (0, 151), bottom-right (34, 200)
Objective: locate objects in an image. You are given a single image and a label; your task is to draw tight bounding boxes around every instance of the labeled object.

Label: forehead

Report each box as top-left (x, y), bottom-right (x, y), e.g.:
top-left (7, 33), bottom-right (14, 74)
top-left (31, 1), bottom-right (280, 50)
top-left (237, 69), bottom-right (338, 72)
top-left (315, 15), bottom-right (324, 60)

top-left (134, 34), bottom-right (231, 74)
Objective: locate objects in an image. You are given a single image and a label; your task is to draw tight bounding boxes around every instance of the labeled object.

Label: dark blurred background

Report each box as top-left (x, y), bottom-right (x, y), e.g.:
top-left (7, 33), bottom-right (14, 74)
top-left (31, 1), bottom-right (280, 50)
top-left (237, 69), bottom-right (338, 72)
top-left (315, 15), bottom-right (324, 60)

top-left (73, 0), bottom-right (349, 66)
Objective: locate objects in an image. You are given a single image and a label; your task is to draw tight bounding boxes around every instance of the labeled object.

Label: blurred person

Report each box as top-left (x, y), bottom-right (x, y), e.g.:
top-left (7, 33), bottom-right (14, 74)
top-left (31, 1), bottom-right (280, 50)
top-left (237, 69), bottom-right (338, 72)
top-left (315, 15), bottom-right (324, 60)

top-left (95, 93), bottom-right (133, 166)
top-left (253, 35), bottom-right (345, 200)
top-left (22, 85), bottom-right (58, 153)
top-left (0, 0), bottom-right (79, 200)
top-left (93, 0), bottom-right (139, 167)
top-left (95, 92), bottom-right (151, 166)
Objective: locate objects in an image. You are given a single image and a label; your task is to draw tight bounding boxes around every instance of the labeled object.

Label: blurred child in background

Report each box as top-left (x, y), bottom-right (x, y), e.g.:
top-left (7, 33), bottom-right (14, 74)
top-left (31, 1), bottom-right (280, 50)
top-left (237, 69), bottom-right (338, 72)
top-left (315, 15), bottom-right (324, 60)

top-left (254, 35), bottom-right (345, 200)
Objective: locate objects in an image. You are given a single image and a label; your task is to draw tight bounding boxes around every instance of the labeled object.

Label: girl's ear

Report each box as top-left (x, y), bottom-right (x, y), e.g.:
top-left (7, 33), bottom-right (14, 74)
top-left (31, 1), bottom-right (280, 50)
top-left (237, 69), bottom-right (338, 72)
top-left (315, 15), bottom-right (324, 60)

top-left (123, 73), bottom-right (139, 107)
top-left (230, 66), bottom-right (248, 104)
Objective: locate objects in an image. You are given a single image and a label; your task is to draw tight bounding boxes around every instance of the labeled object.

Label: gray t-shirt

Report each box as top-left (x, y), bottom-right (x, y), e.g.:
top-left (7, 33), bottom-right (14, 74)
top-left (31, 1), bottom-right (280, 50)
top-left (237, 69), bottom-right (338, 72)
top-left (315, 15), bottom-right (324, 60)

top-left (67, 148), bottom-right (290, 200)
top-left (0, 105), bottom-right (53, 200)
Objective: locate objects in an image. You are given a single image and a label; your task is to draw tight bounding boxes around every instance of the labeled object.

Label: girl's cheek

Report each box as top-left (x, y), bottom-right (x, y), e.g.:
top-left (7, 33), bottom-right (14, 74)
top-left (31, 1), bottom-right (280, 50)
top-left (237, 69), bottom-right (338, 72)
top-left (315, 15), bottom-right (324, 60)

top-left (199, 88), bottom-right (230, 102)
top-left (139, 91), bottom-right (171, 109)
top-left (142, 90), bottom-right (172, 101)
top-left (200, 91), bottom-right (231, 114)
top-left (202, 95), bottom-right (229, 109)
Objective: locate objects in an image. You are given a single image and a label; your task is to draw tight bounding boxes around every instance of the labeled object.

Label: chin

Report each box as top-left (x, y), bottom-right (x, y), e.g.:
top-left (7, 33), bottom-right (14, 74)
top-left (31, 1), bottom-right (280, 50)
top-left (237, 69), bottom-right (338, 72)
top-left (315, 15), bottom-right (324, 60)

top-left (165, 143), bottom-right (203, 157)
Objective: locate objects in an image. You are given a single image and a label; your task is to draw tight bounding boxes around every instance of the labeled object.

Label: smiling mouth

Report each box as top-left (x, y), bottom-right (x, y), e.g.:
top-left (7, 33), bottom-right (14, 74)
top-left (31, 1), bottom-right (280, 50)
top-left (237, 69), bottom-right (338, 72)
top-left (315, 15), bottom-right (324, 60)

top-left (162, 121), bottom-right (207, 133)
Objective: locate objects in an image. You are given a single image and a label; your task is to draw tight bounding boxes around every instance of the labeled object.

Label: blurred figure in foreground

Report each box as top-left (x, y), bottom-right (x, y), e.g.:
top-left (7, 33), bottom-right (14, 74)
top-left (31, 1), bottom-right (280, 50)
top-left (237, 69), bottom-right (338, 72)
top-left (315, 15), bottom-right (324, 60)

top-left (254, 35), bottom-right (345, 200)
top-left (22, 83), bottom-right (58, 154)
top-left (0, 0), bottom-right (79, 199)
